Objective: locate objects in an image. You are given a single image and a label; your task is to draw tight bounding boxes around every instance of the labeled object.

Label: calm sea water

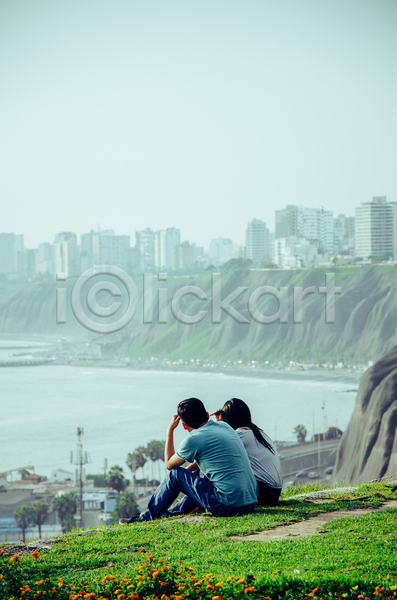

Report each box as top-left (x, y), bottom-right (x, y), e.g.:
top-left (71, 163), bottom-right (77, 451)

top-left (0, 354), bottom-right (359, 478)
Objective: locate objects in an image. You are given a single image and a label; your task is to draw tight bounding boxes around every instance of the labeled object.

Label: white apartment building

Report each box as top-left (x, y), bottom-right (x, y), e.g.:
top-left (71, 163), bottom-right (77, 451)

top-left (136, 228), bottom-right (155, 271)
top-left (298, 207), bottom-right (334, 254)
top-left (245, 219), bottom-right (271, 266)
top-left (154, 228), bottom-right (180, 270)
top-left (276, 205), bottom-right (335, 254)
top-left (0, 233), bottom-right (25, 277)
top-left (80, 230), bottom-right (130, 272)
top-left (53, 232), bottom-right (79, 277)
top-left (272, 236), bottom-right (322, 269)
top-left (355, 196), bottom-right (397, 259)
top-left (334, 214), bottom-right (355, 253)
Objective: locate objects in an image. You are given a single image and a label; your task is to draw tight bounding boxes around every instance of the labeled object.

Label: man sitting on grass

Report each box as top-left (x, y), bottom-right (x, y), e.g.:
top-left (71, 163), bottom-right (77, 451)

top-left (119, 397), bottom-right (258, 523)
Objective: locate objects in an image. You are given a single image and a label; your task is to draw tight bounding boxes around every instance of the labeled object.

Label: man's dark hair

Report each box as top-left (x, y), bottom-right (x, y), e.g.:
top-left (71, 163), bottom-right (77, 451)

top-left (177, 398), bottom-right (208, 429)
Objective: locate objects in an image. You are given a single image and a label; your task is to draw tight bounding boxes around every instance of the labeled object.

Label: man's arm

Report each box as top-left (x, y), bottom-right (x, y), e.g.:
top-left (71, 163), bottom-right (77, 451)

top-left (165, 414), bottom-right (185, 471)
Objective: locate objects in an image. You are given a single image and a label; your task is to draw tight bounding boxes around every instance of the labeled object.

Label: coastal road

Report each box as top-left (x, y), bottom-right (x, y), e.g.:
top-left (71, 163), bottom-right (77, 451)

top-left (280, 440), bottom-right (340, 460)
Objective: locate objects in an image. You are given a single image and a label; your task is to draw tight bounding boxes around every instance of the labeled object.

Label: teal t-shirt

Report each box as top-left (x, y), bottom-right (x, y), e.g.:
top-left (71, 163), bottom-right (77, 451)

top-left (176, 420), bottom-right (258, 507)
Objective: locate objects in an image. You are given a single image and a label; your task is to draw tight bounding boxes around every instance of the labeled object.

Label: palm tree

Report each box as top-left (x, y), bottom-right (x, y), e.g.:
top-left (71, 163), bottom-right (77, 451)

top-left (13, 506), bottom-right (34, 542)
top-left (145, 440), bottom-right (165, 483)
top-left (111, 491), bottom-right (139, 524)
top-left (126, 447), bottom-right (147, 495)
top-left (52, 492), bottom-right (77, 533)
top-left (106, 465), bottom-right (127, 493)
top-left (31, 500), bottom-right (49, 539)
top-left (293, 424), bottom-right (308, 444)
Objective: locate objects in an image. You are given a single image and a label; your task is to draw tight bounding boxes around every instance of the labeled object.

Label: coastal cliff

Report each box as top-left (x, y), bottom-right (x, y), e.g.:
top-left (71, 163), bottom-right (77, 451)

top-left (1, 265), bottom-right (397, 362)
top-left (332, 346), bottom-right (397, 483)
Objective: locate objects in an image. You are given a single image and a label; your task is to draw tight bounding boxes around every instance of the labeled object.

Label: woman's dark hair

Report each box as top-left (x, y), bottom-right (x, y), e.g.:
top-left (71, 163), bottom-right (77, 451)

top-left (219, 398), bottom-right (275, 454)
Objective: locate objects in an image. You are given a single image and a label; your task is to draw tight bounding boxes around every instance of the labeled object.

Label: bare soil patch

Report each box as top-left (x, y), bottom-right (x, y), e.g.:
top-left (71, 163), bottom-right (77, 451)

top-left (232, 499), bottom-right (397, 542)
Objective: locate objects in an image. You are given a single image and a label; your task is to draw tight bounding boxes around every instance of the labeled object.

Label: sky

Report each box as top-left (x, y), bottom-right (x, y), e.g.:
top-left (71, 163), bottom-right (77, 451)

top-left (0, 0), bottom-right (396, 249)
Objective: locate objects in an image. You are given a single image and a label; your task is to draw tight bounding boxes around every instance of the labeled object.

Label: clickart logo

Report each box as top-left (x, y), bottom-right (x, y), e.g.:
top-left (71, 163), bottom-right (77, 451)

top-left (56, 267), bottom-right (342, 334)
top-left (57, 266), bottom-right (139, 334)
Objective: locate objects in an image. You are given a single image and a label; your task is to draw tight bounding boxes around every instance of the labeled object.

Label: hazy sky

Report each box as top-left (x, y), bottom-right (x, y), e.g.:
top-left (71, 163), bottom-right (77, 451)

top-left (1, 0), bottom-right (396, 248)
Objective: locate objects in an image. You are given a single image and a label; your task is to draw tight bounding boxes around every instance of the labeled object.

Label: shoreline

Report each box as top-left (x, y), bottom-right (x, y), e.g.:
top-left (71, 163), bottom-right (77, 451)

top-left (0, 335), bottom-right (363, 385)
top-left (11, 358), bottom-right (361, 385)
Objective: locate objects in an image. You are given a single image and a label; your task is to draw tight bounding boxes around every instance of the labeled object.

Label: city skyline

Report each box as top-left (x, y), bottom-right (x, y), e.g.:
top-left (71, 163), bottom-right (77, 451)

top-left (1, 1), bottom-right (396, 249)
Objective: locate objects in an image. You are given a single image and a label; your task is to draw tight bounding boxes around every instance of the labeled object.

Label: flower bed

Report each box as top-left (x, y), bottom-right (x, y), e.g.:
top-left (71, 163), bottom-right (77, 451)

top-left (0, 550), bottom-right (396, 600)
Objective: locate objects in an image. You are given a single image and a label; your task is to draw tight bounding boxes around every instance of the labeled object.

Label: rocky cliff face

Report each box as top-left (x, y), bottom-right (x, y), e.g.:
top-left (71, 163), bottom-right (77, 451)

top-left (2, 266), bottom-right (397, 363)
top-left (332, 346), bottom-right (397, 483)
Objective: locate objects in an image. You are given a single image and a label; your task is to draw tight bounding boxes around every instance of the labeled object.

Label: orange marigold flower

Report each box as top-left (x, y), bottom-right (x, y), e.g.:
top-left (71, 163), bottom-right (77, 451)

top-left (160, 582), bottom-right (168, 587)
top-left (31, 550), bottom-right (40, 560)
top-left (35, 580), bottom-right (45, 585)
top-left (215, 582), bottom-right (223, 588)
top-left (212, 596), bottom-right (222, 600)
top-left (175, 595), bottom-right (183, 600)
top-left (117, 595), bottom-right (125, 599)
top-left (10, 554), bottom-right (21, 563)
top-left (147, 554), bottom-right (154, 561)
top-left (237, 579), bottom-right (245, 584)
top-left (244, 587), bottom-right (256, 593)
top-left (152, 570), bottom-right (160, 578)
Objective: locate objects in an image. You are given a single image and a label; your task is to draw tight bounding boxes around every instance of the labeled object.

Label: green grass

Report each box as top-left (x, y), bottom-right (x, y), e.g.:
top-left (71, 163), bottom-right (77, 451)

top-left (3, 481), bottom-right (397, 593)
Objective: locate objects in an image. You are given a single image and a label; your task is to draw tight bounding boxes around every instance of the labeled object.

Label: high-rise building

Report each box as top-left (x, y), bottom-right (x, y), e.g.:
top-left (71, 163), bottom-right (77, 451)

top-left (154, 228), bottom-right (180, 270)
top-left (275, 205), bottom-right (335, 254)
top-left (275, 205), bottom-right (300, 238)
top-left (93, 230), bottom-right (130, 270)
top-left (136, 228), bottom-right (155, 272)
top-left (81, 229), bottom-right (130, 271)
top-left (355, 196), bottom-right (397, 259)
top-left (298, 207), bottom-right (334, 254)
top-left (334, 214), bottom-right (355, 254)
top-left (0, 233), bottom-right (25, 277)
top-left (53, 232), bottom-right (79, 277)
top-left (172, 241), bottom-right (194, 271)
top-left (245, 219), bottom-right (271, 266)
top-left (36, 242), bottom-right (54, 275)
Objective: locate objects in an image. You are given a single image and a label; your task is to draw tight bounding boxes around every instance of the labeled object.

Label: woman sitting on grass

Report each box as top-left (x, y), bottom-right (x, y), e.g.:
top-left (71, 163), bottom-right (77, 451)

top-left (213, 398), bottom-right (283, 506)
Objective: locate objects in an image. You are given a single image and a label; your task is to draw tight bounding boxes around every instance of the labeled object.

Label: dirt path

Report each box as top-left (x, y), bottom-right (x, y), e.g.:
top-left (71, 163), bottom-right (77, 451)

top-left (232, 499), bottom-right (397, 542)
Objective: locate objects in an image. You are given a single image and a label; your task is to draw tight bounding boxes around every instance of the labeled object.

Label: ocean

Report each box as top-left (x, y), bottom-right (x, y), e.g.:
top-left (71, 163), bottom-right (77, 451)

top-left (0, 346), bottom-right (359, 479)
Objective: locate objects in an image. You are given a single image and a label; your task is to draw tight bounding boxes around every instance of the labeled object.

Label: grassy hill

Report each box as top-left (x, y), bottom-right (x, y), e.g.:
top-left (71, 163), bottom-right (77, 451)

top-left (3, 266), bottom-right (397, 363)
top-left (1, 480), bottom-right (397, 599)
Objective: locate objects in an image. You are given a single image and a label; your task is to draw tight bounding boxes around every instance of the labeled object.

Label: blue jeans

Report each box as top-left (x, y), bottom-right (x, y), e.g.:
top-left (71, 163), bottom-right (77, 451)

top-left (139, 467), bottom-right (256, 521)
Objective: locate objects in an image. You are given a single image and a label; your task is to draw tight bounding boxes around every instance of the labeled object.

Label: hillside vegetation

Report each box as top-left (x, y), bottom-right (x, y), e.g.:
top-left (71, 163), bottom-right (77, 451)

top-left (2, 266), bottom-right (397, 362)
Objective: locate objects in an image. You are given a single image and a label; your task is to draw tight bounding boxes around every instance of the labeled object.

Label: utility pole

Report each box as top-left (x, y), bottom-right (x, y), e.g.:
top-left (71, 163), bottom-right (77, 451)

top-left (71, 428), bottom-right (89, 528)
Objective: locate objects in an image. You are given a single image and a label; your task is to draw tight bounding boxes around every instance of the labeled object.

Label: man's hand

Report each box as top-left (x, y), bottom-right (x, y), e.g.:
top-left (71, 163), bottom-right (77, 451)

top-left (165, 414), bottom-right (182, 470)
top-left (167, 414), bottom-right (180, 432)
top-left (214, 410), bottom-right (223, 422)
top-left (186, 461), bottom-right (199, 474)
